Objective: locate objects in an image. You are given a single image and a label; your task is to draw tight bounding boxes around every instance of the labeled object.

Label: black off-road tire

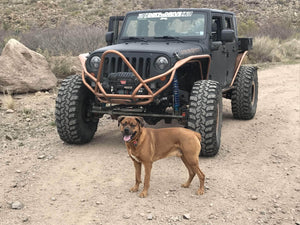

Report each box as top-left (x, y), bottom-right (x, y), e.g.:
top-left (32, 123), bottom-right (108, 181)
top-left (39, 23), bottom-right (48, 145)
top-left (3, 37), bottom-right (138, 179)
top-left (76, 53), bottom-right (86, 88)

top-left (55, 75), bottom-right (99, 144)
top-left (188, 80), bottom-right (223, 157)
top-left (231, 66), bottom-right (258, 120)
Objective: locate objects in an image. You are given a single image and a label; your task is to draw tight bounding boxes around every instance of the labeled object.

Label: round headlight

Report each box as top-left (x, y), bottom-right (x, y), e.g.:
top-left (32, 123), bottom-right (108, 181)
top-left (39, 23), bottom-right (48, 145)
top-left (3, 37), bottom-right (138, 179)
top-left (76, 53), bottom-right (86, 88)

top-left (155, 56), bottom-right (169, 71)
top-left (90, 56), bottom-right (101, 70)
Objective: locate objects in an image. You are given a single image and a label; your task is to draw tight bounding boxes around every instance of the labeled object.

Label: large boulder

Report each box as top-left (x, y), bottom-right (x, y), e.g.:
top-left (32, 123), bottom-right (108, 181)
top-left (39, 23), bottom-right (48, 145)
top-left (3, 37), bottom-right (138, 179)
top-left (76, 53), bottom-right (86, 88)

top-left (0, 39), bottom-right (57, 94)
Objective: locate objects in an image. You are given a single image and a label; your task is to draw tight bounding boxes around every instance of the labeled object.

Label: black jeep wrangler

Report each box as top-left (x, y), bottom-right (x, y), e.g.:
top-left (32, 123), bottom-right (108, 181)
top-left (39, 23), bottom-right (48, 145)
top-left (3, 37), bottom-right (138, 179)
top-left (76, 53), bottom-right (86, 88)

top-left (55, 8), bottom-right (258, 156)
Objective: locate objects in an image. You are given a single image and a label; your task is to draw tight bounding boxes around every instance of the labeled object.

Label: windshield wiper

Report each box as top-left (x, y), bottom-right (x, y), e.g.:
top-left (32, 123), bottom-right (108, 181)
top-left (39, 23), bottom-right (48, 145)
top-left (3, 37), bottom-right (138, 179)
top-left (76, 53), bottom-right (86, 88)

top-left (154, 36), bottom-right (184, 43)
top-left (126, 37), bottom-right (148, 42)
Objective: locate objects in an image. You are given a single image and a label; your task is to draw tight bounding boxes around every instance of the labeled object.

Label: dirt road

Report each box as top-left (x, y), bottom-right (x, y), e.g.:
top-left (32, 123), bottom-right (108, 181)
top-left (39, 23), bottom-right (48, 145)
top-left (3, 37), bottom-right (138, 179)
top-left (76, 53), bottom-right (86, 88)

top-left (1, 63), bottom-right (300, 225)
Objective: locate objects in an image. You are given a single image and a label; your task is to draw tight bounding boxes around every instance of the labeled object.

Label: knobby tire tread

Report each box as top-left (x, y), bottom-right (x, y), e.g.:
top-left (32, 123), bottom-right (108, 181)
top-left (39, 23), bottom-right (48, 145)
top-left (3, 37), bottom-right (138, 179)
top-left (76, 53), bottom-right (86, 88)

top-left (231, 66), bottom-right (258, 120)
top-left (55, 75), bottom-right (98, 144)
top-left (188, 80), bottom-right (222, 157)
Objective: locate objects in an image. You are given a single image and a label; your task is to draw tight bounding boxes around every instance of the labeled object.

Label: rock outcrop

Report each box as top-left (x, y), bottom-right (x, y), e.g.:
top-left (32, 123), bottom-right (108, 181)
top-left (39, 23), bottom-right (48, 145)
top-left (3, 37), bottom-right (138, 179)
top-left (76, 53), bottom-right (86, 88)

top-left (0, 39), bottom-right (57, 94)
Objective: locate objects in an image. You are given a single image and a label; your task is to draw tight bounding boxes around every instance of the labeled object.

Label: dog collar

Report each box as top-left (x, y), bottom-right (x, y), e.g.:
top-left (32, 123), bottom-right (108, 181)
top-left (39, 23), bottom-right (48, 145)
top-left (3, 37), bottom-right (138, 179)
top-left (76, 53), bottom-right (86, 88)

top-left (126, 138), bottom-right (138, 147)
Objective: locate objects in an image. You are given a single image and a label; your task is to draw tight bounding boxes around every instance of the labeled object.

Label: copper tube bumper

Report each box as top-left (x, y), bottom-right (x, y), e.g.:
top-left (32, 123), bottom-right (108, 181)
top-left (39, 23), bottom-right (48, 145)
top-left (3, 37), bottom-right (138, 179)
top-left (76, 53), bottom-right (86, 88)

top-left (79, 50), bottom-right (211, 105)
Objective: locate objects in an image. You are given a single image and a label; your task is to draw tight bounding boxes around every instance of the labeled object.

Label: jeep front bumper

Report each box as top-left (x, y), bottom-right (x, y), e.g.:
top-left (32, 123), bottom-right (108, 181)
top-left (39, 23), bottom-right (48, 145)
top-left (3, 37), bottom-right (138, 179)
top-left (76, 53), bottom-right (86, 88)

top-left (79, 50), bottom-right (210, 105)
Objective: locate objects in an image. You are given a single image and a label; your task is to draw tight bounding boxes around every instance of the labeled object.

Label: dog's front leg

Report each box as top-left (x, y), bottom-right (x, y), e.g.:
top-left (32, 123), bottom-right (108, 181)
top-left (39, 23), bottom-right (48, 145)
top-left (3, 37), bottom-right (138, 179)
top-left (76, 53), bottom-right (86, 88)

top-left (139, 162), bottom-right (152, 198)
top-left (130, 160), bottom-right (142, 192)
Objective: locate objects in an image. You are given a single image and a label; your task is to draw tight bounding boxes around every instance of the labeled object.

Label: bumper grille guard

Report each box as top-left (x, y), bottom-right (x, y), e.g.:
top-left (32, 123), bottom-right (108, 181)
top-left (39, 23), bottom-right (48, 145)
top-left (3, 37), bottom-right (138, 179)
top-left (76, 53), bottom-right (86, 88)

top-left (79, 50), bottom-right (210, 105)
top-left (104, 55), bottom-right (151, 78)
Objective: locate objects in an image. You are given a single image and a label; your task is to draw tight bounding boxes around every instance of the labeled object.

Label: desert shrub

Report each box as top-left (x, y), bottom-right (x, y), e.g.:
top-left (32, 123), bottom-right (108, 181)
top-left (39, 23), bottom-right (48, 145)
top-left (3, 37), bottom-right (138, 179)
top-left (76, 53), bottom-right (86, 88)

top-left (0, 29), bottom-right (6, 53)
top-left (238, 16), bottom-right (297, 40)
top-left (0, 29), bottom-right (19, 54)
top-left (20, 23), bottom-right (106, 56)
top-left (2, 95), bottom-right (15, 110)
top-left (258, 18), bottom-right (296, 40)
top-left (248, 36), bottom-right (283, 63)
top-left (51, 57), bottom-right (75, 78)
top-left (278, 39), bottom-right (300, 59)
top-left (248, 37), bottom-right (300, 63)
top-left (238, 19), bottom-right (259, 37)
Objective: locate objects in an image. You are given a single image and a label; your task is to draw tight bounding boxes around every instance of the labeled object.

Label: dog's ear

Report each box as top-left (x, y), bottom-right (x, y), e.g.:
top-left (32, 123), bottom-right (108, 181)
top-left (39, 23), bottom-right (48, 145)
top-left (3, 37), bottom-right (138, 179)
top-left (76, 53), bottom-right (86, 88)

top-left (117, 116), bottom-right (125, 127)
top-left (135, 116), bottom-right (145, 127)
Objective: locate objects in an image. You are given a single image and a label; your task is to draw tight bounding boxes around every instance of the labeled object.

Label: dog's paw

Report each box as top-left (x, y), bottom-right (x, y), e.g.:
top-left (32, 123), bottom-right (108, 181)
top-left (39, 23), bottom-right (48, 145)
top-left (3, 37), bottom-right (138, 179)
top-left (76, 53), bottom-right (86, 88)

top-left (196, 188), bottom-right (204, 195)
top-left (129, 186), bottom-right (139, 192)
top-left (138, 191), bottom-right (148, 198)
top-left (181, 183), bottom-right (190, 188)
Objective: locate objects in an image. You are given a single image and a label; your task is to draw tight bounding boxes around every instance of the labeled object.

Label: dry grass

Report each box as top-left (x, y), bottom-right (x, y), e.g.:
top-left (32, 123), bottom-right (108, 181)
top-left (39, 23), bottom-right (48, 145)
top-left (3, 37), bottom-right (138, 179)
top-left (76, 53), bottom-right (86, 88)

top-left (249, 36), bottom-right (282, 63)
top-left (2, 95), bottom-right (15, 110)
top-left (50, 57), bottom-right (75, 78)
top-left (20, 24), bottom-right (106, 56)
top-left (47, 55), bottom-right (81, 78)
top-left (279, 39), bottom-right (300, 59)
top-left (248, 37), bottom-right (300, 64)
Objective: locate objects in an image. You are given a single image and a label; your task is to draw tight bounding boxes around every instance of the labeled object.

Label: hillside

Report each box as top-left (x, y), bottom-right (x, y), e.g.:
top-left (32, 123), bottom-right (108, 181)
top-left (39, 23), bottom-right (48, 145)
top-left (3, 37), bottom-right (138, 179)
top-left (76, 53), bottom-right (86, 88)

top-left (1, 0), bottom-right (299, 33)
top-left (0, 0), bottom-right (299, 67)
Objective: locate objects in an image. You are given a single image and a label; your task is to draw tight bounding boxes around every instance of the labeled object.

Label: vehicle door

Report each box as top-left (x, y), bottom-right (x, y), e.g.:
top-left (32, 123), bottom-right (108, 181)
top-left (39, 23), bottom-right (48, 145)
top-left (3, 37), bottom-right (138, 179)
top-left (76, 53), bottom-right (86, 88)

top-left (223, 14), bottom-right (238, 86)
top-left (209, 13), bottom-right (227, 87)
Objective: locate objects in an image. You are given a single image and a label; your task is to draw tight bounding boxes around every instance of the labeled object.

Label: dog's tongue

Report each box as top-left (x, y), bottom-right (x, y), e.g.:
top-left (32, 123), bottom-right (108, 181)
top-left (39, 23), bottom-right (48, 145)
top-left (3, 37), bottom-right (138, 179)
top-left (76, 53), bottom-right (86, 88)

top-left (123, 135), bottom-right (131, 142)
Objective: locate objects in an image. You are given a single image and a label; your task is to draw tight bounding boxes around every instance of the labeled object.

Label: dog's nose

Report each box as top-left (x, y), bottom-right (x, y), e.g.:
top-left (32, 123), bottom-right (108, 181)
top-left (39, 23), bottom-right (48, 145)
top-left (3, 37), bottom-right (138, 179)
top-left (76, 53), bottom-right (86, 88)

top-left (124, 127), bottom-right (130, 134)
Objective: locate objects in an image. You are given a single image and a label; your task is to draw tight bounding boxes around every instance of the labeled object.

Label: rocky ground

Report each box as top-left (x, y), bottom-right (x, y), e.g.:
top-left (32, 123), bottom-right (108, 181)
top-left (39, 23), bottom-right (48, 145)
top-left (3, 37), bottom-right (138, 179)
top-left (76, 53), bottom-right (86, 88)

top-left (0, 63), bottom-right (300, 225)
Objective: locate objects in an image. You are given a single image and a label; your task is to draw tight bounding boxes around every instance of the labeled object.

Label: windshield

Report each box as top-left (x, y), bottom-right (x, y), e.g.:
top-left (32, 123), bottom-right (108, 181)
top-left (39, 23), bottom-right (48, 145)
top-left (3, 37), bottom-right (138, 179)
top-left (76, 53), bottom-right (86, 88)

top-left (120, 11), bottom-right (206, 40)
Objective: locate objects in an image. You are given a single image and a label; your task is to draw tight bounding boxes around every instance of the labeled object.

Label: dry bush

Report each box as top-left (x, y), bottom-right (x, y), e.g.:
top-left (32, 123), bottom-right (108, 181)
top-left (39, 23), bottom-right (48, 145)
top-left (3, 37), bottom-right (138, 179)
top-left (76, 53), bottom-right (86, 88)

top-left (0, 29), bottom-right (6, 53)
top-left (248, 36), bottom-right (283, 63)
top-left (0, 29), bottom-right (18, 54)
top-left (258, 18), bottom-right (297, 40)
top-left (2, 95), bottom-right (15, 110)
top-left (279, 39), bottom-right (300, 59)
top-left (238, 19), bottom-right (259, 37)
top-left (248, 37), bottom-right (300, 63)
top-left (51, 57), bottom-right (75, 78)
top-left (48, 56), bottom-right (81, 78)
top-left (238, 16), bottom-right (297, 41)
top-left (20, 23), bottom-right (106, 56)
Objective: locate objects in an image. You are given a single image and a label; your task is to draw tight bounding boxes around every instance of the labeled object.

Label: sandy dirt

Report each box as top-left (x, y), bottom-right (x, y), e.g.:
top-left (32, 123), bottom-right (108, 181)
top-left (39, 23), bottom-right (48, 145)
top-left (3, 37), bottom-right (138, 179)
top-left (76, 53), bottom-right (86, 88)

top-left (0, 63), bottom-right (299, 225)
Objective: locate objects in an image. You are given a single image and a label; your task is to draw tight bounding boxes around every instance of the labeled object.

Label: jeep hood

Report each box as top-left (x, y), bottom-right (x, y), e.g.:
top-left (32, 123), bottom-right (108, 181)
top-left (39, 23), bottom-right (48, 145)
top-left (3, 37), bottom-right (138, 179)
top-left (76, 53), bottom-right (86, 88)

top-left (91, 42), bottom-right (208, 60)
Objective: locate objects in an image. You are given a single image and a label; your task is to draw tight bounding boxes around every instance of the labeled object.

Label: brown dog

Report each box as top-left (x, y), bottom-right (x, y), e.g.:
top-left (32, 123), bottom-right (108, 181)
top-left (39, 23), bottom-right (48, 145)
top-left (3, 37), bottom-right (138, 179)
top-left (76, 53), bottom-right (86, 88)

top-left (118, 116), bottom-right (205, 198)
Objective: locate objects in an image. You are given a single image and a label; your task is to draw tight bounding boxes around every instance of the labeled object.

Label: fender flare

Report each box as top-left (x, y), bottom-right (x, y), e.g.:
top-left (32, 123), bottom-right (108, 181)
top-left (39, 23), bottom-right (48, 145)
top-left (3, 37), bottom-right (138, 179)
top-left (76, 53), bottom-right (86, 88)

top-left (230, 51), bottom-right (248, 87)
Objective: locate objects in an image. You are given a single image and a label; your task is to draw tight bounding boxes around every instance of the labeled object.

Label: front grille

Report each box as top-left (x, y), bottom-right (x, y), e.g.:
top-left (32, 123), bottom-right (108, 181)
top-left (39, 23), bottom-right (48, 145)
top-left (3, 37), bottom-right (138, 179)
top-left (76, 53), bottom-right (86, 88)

top-left (103, 54), bottom-right (152, 79)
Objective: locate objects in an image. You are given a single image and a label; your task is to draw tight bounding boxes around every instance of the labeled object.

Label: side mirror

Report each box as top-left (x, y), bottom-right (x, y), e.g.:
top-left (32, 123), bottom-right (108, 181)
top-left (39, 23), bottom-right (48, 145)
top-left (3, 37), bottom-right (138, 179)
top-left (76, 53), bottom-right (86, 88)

top-left (221, 29), bottom-right (235, 42)
top-left (105, 31), bottom-right (114, 45)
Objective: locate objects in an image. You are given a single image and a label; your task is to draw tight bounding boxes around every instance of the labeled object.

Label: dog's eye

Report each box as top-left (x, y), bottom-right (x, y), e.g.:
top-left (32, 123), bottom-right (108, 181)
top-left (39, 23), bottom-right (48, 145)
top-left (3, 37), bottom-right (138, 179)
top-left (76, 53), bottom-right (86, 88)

top-left (130, 124), bottom-right (136, 127)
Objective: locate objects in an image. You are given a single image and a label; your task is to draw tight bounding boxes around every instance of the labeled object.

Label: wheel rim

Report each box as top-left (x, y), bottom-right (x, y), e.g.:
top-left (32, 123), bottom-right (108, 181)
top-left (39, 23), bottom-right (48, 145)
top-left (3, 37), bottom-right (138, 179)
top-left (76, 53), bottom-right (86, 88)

top-left (216, 103), bottom-right (220, 140)
top-left (251, 81), bottom-right (256, 106)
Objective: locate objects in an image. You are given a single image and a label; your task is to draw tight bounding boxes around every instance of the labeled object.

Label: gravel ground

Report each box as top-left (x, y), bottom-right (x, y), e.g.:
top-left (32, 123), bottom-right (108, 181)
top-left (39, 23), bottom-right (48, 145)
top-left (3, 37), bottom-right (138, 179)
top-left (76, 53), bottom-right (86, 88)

top-left (0, 63), bottom-right (299, 225)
